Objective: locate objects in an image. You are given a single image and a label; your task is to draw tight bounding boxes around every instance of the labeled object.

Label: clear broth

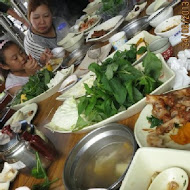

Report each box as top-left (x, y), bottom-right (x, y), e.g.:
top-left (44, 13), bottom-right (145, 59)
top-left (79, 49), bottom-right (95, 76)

top-left (80, 141), bottom-right (133, 189)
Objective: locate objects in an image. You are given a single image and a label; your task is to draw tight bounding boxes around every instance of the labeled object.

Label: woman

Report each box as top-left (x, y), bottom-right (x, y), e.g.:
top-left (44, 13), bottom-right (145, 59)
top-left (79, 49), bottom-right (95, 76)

top-left (24, 0), bottom-right (69, 65)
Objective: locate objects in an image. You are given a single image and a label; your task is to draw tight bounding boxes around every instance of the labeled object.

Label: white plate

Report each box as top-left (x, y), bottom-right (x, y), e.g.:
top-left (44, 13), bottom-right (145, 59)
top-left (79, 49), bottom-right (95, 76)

top-left (86, 15), bottom-right (124, 42)
top-left (70, 15), bottom-right (101, 35)
top-left (134, 91), bottom-right (190, 150)
top-left (11, 66), bottom-right (74, 110)
top-left (5, 103), bottom-right (38, 126)
top-left (125, 2), bottom-right (147, 22)
top-left (83, 0), bottom-right (102, 15)
top-left (47, 54), bottom-right (175, 133)
top-left (146, 1), bottom-right (170, 15)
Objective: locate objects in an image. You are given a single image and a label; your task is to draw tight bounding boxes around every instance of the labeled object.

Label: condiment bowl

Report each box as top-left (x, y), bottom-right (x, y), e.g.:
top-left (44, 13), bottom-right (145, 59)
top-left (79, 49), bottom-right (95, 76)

top-left (148, 37), bottom-right (173, 60)
top-left (121, 16), bottom-right (150, 39)
top-left (148, 7), bottom-right (173, 28)
top-left (154, 15), bottom-right (181, 38)
top-left (109, 31), bottom-right (127, 50)
top-left (63, 123), bottom-right (137, 190)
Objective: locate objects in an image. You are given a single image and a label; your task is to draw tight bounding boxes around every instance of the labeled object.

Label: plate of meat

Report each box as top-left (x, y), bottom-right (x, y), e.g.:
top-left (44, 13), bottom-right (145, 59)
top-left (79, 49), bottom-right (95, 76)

top-left (86, 15), bottom-right (124, 42)
top-left (70, 15), bottom-right (101, 35)
top-left (134, 87), bottom-right (190, 150)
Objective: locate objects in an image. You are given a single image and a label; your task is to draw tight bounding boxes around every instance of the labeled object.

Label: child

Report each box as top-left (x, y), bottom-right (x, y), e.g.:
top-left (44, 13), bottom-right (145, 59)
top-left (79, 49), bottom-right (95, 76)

top-left (0, 40), bottom-right (40, 96)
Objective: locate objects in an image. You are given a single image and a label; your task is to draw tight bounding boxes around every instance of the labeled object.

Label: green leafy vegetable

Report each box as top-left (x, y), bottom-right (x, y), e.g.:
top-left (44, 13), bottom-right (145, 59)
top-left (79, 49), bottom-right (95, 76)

top-left (73, 46), bottom-right (163, 131)
top-left (31, 152), bottom-right (58, 190)
top-left (147, 115), bottom-right (163, 128)
top-left (11, 69), bottom-right (54, 105)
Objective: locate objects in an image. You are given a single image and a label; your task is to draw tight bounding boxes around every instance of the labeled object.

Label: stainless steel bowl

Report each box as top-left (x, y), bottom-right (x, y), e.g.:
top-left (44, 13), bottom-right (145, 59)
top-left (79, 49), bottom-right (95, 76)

top-left (121, 16), bottom-right (150, 39)
top-left (61, 44), bottom-right (91, 69)
top-left (63, 123), bottom-right (137, 190)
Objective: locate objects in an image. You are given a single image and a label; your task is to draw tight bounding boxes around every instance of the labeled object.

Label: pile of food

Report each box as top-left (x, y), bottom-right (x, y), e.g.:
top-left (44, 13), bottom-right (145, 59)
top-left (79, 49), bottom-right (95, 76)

top-left (79, 17), bottom-right (98, 32)
top-left (90, 29), bottom-right (112, 39)
top-left (145, 87), bottom-right (190, 147)
top-left (11, 69), bottom-right (54, 106)
top-left (47, 45), bottom-right (166, 132)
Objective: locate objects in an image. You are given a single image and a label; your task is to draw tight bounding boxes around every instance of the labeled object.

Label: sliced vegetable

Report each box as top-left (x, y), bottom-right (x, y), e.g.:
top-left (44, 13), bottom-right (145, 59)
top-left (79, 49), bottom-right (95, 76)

top-left (147, 115), bottom-right (163, 128)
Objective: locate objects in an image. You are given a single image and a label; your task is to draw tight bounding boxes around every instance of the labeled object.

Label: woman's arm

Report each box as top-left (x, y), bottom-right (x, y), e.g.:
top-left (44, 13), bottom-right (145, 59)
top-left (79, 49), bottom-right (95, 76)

top-left (8, 85), bottom-right (22, 96)
top-left (7, 8), bottom-right (30, 28)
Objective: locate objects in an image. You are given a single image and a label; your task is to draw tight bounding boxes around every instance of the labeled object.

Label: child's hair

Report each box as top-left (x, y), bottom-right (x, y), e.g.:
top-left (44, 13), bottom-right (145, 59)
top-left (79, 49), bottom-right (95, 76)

top-left (0, 40), bottom-right (17, 78)
top-left (0, 40), bottom-right (17, 65)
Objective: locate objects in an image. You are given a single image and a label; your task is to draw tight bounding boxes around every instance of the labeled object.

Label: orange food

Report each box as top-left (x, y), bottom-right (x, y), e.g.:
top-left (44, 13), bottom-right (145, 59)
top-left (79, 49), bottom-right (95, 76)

top-left (170, 122), bottom-right (190, 145)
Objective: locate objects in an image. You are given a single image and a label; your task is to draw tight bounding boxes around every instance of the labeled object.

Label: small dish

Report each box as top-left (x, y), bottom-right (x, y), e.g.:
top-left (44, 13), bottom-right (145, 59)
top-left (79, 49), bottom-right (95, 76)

top-left (51, 47), bottom-right (65, 58)
top-left (154, 15), bottom-right (181, 38)
top-left (83, 0), bottom-right (102, 15)
top-left (70, 15), bottom-right (101, 35)
top-left (148, 7), bottom-right (173, 28)
top-left (125, 2), bottom-right (147, 22)
top-left (149, 37), bottom-right (173, 60)
top-left (119, 147), bottom-right (190, 190)
top-left (58, 75), bottom-right (78, 93)
top-left (4, 103), bottom-right (38, 126)
top-left (109, 31), bottom-right (127, 50)
top-left (148, 167), bottom-right (188, 190)
top-left (146, 1), bottom-right (169, 15)
top-left (86, 15), bottom-right (124, 42)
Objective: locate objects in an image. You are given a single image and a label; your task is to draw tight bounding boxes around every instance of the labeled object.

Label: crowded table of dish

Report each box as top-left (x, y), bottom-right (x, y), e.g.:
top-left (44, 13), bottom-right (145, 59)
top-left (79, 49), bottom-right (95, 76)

top-left (0, 0), bottom-right (189, 189)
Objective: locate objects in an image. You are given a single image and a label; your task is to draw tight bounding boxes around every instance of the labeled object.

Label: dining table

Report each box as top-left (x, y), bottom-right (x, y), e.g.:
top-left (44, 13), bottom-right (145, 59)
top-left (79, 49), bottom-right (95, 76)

top-left (11, 0), bottom-right (189, 189)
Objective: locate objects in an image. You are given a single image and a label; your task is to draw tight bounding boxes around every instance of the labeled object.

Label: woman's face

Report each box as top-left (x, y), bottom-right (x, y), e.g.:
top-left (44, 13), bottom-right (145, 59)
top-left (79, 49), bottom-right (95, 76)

top-left (30, 4), bottom-right (53, 34)
top-left (3, 44), bottom-right (28, 72)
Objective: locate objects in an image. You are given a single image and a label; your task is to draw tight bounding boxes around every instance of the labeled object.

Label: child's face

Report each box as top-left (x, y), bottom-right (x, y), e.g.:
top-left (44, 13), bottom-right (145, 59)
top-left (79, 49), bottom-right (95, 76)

top-left (3, 44), bottom-right (28, 72)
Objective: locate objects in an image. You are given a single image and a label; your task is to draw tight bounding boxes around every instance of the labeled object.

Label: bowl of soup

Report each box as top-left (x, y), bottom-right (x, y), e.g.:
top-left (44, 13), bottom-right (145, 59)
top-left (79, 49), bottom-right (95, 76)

top-left (63, 123), bottom-right (137, 190)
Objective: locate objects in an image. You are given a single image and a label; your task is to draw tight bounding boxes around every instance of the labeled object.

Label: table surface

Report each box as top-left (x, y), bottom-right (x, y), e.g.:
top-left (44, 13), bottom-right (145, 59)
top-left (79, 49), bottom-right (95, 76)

top-left (11, 1), bottom-right (189, 189)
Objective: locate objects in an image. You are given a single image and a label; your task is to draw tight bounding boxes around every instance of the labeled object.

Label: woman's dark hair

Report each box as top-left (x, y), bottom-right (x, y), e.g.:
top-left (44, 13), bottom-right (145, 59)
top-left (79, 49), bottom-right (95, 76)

top-left (0, 40), bottom-right (17, 78)
top-left (27, 0), bottom-right (52, 19)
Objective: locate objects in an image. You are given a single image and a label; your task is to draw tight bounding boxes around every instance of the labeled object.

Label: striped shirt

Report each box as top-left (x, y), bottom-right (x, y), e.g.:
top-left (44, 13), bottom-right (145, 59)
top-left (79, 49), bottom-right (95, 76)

top-left (24, 17), bottom-right (69, 61)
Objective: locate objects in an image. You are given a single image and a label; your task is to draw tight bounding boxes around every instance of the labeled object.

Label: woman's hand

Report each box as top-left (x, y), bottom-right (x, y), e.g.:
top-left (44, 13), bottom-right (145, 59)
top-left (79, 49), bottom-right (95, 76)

top-left (25, 55), bottom-right (40, 75)
top-left (40, 48), bottom-right (53, 66)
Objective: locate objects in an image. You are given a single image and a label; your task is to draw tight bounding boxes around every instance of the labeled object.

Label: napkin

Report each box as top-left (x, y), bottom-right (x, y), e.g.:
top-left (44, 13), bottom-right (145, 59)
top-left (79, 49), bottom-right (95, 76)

top-left (74, 43), bottom-right (112, 77)
top-left (167, 49), bottom-right (190, 89)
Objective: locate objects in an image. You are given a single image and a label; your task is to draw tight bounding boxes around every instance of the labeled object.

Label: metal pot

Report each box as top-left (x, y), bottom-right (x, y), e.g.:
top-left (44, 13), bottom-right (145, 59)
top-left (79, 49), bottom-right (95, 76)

top-left (0, 123), bottom-right (53, 174)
